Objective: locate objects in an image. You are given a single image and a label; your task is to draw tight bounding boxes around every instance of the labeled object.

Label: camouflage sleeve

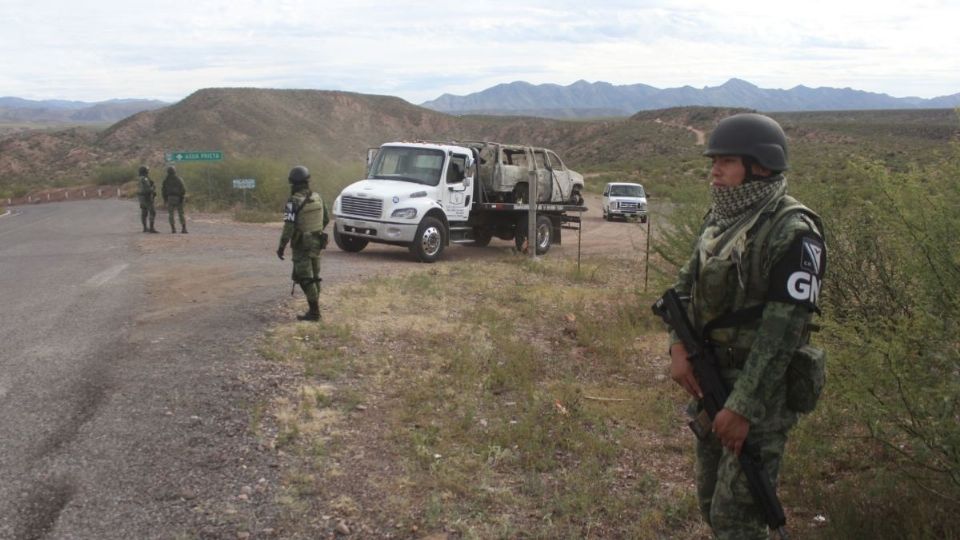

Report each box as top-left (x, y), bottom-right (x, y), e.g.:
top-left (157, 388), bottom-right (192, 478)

top-left (322, 200), bottom-right (330, 230)
top-left (278, 196), bottom-right (299, 248)
top-left (724, 213), bottom-right (824, 423)
top-left (667, 224), bottom-right (704, 349)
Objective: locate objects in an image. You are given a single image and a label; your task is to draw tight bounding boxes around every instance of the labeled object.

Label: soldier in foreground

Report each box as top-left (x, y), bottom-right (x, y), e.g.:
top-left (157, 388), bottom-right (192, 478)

top-left (665, 113), bottom-right (827, 538)
top-left (137, 165), bottom-right (158, 233)
top-left (276, 166), bottom-right (329, 321)
top-left (162, 166), bottom-right (188, 233)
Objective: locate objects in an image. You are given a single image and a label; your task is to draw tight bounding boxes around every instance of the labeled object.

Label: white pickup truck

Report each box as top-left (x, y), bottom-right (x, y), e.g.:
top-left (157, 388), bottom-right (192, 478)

top-left (332, 141), bottom-right (586, 262)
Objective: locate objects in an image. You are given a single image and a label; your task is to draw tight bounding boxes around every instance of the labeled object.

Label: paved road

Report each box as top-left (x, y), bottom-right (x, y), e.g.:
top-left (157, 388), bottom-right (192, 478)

top-left (0, 197), bottom-right (650, 539)
top-left (0, 200), bottom-right (308, 539)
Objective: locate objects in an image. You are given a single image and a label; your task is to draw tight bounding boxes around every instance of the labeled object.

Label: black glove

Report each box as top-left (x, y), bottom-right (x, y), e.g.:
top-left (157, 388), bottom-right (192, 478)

top-left (276, 246), bottom-right (285, 260)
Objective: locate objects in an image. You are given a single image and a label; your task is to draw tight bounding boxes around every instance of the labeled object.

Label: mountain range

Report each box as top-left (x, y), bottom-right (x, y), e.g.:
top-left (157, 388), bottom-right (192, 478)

top-left (0, 97), bottom-right (169, 125)
top-left (420, 78), bottom-right (960, 118)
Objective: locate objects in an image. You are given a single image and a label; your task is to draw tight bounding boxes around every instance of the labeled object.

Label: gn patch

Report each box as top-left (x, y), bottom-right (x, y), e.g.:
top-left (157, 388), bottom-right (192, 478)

top-left (283, 201), bottom-right (297, 223)
top-left (769, 233), bottom-right (826, 310)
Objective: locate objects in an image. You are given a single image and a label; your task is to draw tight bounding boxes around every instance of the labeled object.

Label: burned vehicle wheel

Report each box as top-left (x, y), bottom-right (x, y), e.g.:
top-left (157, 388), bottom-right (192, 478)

top-left (513, 183), bottom-right (528, 204)
top-left (410, 216), bottom-right (445, 263)
top-left (570, 188), bottom-right (584, 206)
top-left (334, 226), bottom-right (368, 252)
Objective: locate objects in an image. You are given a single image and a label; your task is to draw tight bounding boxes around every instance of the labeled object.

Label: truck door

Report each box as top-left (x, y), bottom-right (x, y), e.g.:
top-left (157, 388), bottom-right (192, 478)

top-left (442, 153), bottom-right (471, 221)
top-left (546, 150), bottom-right (571, 201)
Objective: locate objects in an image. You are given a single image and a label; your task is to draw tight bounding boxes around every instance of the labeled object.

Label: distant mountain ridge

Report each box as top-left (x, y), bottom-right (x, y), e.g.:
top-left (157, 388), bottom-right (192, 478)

top-left (0, 97), bottom-right (169, 125)
top-left (421, 78), bottom-right (960, 118)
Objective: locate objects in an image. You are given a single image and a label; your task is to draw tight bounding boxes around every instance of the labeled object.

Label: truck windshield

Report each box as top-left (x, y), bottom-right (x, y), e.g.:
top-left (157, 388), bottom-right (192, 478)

top-left (370, 146), bottom-right (445, 186)
top-left (610, 185), bottom-right (645, 197)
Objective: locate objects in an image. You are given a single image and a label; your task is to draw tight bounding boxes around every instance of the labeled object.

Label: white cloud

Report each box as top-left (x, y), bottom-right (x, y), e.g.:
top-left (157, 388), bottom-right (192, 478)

top-left (0, 0), bottom-right (958, 102)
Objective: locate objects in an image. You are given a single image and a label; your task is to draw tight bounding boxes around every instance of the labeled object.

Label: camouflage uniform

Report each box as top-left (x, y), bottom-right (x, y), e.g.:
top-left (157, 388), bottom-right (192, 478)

top-left (137, 168), bottom-right (158, 233)
top-left (672, 186), bottom-right (826, 539)
top-left (162, 167), bottom-right (188, 233)
top-left (277, 183), bottom-right (329, 320)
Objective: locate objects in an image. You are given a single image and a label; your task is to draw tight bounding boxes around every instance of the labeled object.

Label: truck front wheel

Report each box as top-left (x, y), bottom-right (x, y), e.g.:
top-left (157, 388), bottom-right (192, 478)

top-left (334, 226), bottom-right (369, 252)
top-left (410, 217), bottom-right (445, 263)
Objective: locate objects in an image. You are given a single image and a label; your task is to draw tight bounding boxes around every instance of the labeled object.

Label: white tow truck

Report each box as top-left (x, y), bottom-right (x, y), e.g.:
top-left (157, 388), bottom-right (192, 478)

top-left (332, 141), bottom-right (587, 262)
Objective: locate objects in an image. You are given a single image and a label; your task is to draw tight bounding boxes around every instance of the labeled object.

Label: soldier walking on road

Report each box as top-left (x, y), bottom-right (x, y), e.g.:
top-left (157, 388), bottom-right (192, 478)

top-left (276, 166), bottom-right (329, 321)
top-left (137, 166), bottom-right (158, 233)
top-left (162, 166), bottom-right (188, 233)
top-left (667, 113), bottom-right (827, 538)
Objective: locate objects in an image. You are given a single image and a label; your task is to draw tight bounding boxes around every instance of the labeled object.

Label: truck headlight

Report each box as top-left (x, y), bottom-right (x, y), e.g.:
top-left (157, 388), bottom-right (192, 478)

top-left (391, 208), bottom-right (418, 219)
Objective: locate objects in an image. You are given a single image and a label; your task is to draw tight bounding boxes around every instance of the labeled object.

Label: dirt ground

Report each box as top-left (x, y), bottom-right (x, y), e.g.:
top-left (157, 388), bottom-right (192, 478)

top-left (126, 194), bottom-right (665, 539)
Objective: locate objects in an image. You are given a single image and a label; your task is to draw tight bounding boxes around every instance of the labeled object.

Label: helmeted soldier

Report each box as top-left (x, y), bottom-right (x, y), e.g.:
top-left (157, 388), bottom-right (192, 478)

top-left (276, 166), bottom-right (330, 321)
top-left (162, 165), bottom-right (188, 233)
top-left (137, 165), bottom-right (158, 233)
top-left (668, 113), bottom-right (827, 538)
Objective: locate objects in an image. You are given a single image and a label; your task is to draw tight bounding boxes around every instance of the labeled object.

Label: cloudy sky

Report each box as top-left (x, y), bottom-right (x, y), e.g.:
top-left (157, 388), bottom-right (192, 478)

top-left (2, 0), bottom-right (958, 104)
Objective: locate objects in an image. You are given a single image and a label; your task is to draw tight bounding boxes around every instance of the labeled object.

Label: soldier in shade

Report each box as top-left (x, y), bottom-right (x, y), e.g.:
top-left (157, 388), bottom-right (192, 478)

top-left (162, 166), bottom-right (188, 233)
top-left (137, 165), bottom-right (158, 233)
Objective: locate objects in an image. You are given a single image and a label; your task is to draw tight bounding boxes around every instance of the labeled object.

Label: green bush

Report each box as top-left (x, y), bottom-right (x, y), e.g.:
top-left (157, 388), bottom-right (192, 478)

top-left (162, 158), bottom-right (364, 219)
top-left (94, 162), bottom-right (138, 186)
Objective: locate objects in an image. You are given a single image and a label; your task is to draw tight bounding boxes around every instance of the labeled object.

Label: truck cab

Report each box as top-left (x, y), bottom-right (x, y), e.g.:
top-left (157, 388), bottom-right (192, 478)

top-left (333, 142), bottom-right (476, 262)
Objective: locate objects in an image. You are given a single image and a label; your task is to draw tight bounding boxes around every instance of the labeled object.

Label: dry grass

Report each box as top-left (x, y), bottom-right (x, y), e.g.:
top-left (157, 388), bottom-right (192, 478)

top-left (258, 255), bottom-right (717, 539)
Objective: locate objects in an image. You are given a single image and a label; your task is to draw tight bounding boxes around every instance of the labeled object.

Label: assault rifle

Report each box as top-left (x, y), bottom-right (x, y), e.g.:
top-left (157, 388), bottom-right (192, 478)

top-left (652, 288), bottom-right (789, 540)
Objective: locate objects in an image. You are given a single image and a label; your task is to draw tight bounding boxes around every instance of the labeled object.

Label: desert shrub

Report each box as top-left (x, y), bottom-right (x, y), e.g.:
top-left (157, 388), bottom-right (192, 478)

top-left (167, 158), bottom-right (364, 219)
top-left (93, 162), bottom-right (138, 185)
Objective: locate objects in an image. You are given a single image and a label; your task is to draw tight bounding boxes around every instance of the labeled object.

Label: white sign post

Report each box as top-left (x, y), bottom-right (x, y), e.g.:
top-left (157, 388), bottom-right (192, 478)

top-left (232, 178), bottom-right (256, 207)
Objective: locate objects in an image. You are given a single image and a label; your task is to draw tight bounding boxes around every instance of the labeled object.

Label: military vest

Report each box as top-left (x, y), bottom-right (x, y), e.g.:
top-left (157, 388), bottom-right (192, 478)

top-left (692, 195), bottom-right (824, 351)
top-left (296, 192), bottom-right (326, 234)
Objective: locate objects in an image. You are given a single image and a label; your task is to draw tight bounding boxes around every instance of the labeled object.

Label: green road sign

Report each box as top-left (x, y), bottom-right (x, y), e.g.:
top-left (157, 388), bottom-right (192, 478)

top-left (165, 151), bottom-right (223, 162)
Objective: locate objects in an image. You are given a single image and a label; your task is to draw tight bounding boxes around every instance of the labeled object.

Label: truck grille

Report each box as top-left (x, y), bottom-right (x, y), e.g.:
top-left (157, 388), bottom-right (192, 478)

top-left (619, 201), bottom-right (639, 211)
top-left (341, 196), bottom-right (383, 219)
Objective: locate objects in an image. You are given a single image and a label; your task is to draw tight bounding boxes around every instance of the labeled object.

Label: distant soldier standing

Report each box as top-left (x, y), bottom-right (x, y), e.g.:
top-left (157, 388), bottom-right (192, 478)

top-left (137, 165), bottom-right (158, 233)
top-left (162, 166), bottom-right (188, 233)
top-left (667, 113), bottom-right (827, 538)
top-left (276, 166), bottom-right (329, 321)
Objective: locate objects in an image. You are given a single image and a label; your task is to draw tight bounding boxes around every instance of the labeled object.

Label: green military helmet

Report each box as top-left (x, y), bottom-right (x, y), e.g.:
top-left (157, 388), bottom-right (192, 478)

top-left (139, 165), bottom-right (150, 176)
top-left (288, 165), bottom-right (311, 184)
top-left (704, 113), bottom-right (789, 171)
top-left (167, 166), bottom-right (177, 175)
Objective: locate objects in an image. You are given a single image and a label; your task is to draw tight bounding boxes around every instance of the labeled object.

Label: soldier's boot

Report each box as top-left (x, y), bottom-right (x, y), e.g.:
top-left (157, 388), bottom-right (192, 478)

top-left (297, 300), bottom-right (321, 321)
top-left (171, 224), bottom-right (177, 233)
top-left (149, 218), bottom-right (159, 233)
top-left (142, 216), bottom-right (149, 233)
top-left (181, 225), bottom-right (188, 234)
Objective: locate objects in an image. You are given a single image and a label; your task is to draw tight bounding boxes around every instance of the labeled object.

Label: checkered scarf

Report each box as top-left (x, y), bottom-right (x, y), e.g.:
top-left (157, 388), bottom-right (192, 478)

top-left (709, 175), bottom-right (786, 230)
